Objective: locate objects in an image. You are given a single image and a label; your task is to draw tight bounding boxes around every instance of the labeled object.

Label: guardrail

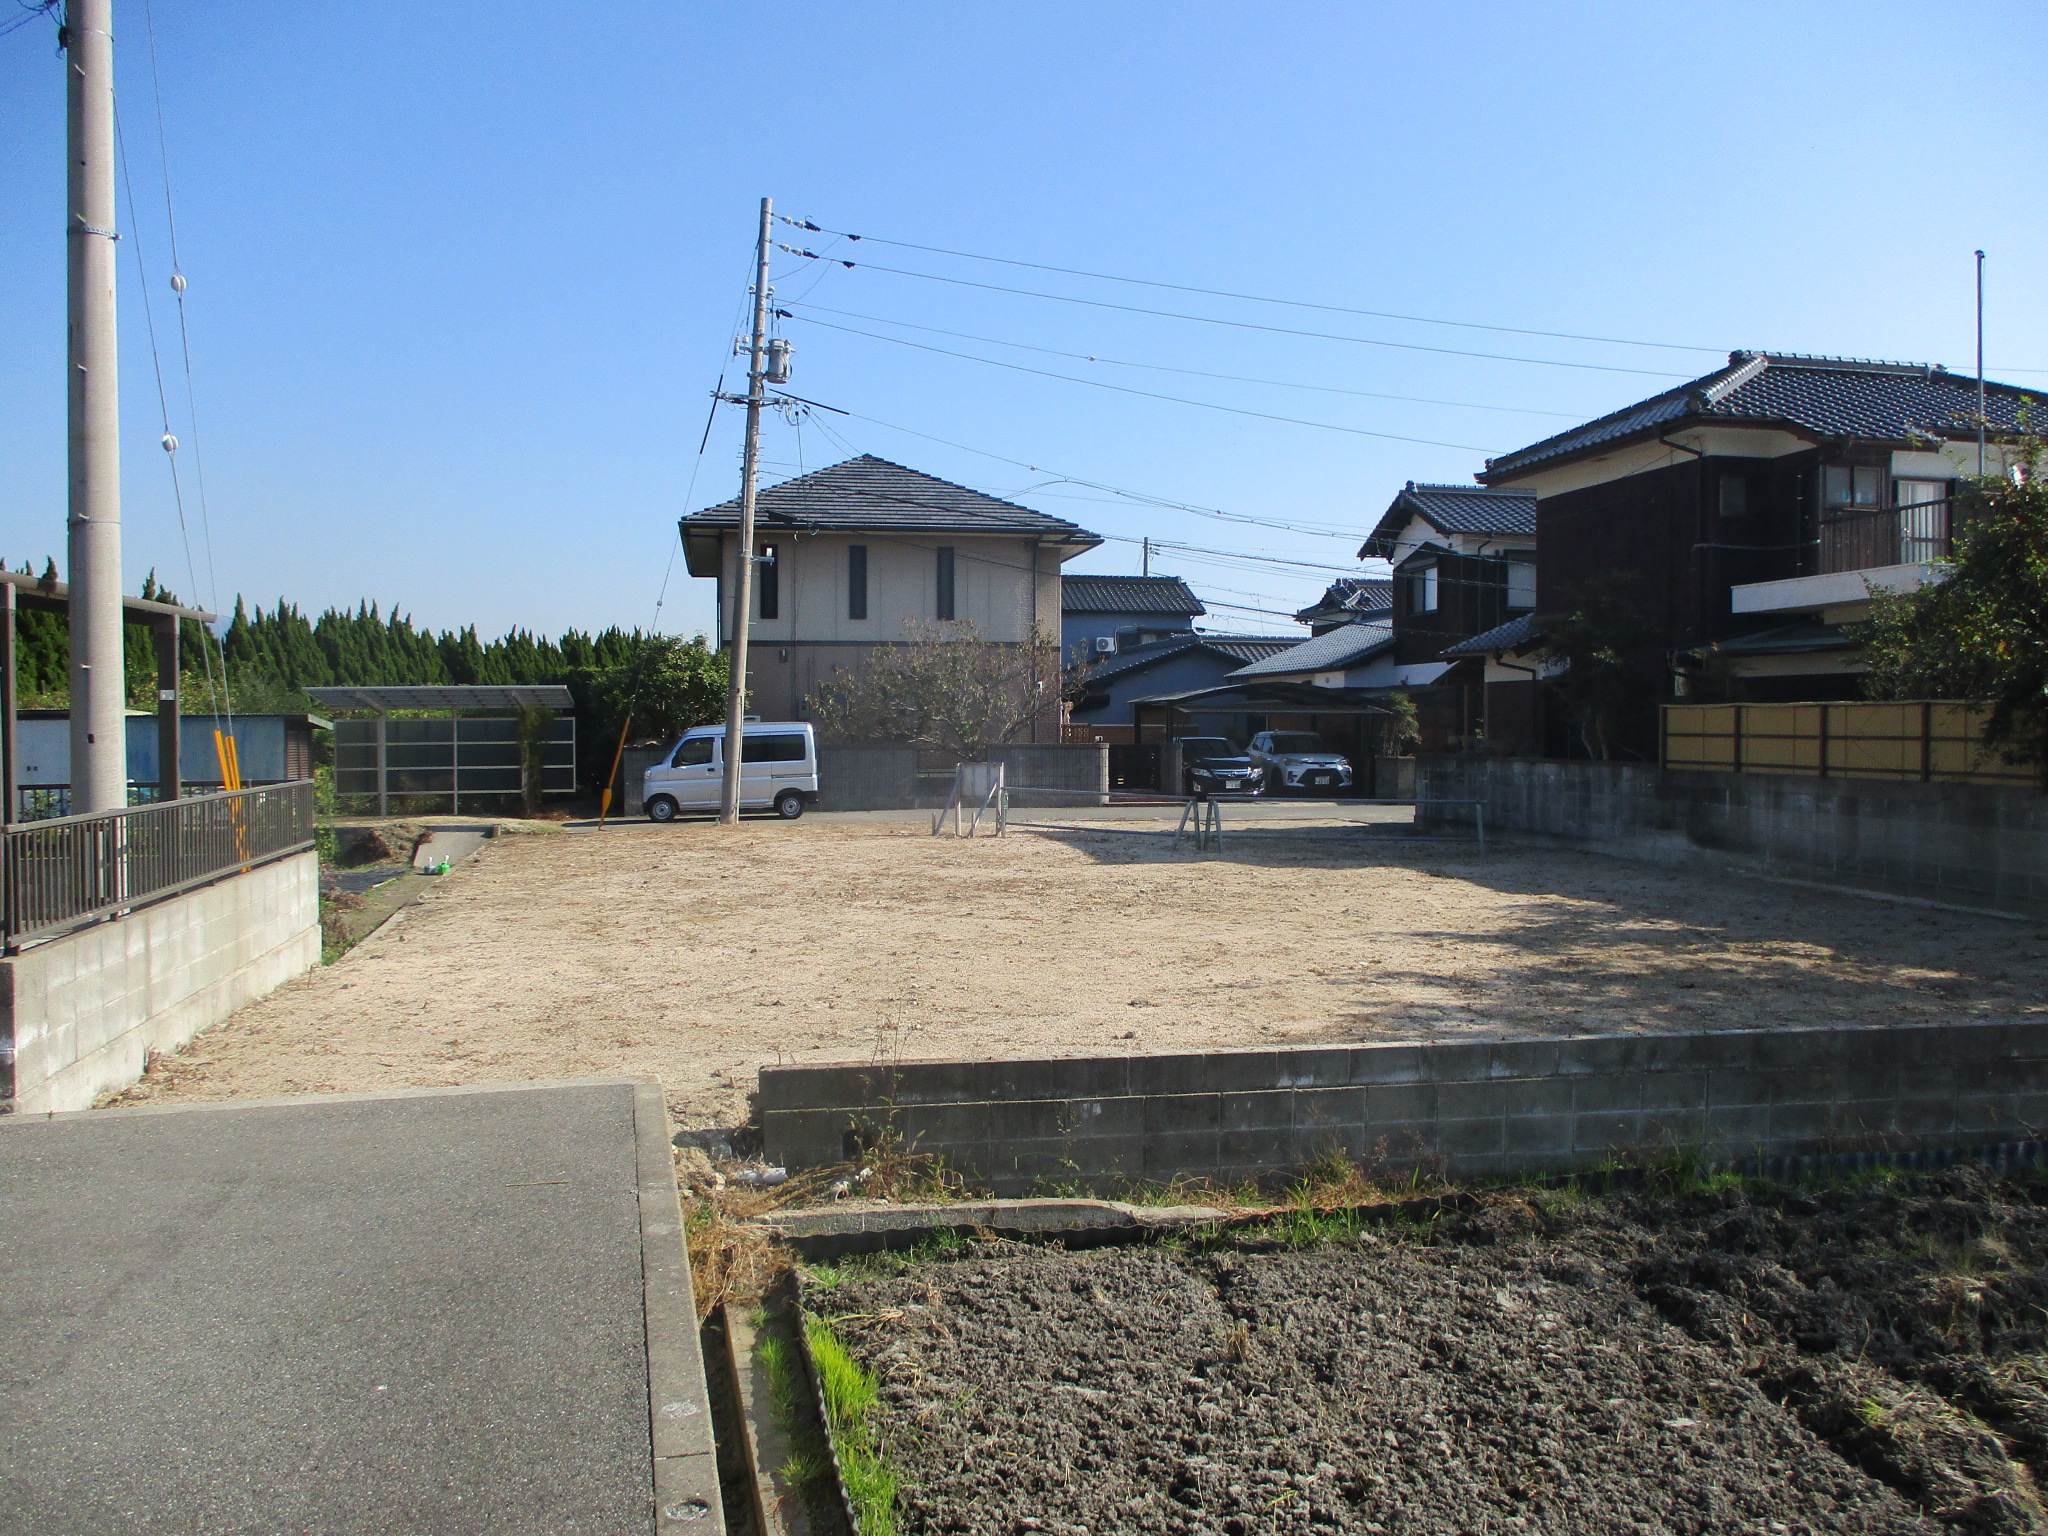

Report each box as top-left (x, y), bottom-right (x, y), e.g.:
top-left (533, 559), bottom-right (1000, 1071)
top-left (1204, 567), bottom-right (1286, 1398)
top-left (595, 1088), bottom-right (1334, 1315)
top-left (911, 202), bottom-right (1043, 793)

top-left (2, 780), bottom-right (317, 949)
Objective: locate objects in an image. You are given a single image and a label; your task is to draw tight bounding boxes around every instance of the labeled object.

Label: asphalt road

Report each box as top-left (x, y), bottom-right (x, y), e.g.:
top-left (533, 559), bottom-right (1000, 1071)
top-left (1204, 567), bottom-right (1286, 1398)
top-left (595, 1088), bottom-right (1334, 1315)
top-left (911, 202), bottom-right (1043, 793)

top-left (0, 1082), bottom-right (683, 1535)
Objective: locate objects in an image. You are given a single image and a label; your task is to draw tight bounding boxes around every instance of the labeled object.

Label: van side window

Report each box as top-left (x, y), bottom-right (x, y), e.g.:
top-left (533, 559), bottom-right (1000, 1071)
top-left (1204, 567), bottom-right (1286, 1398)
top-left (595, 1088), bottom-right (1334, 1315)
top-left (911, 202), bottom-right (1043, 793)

top-left (673, 737), bottom-right (715, 767)
top-left (740, 734), bottom-right (807, 763)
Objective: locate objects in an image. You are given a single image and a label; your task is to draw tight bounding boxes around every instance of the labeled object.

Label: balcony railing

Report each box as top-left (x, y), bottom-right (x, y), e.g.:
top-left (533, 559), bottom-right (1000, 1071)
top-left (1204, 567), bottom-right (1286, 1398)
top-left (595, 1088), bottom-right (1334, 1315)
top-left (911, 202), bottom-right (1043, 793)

top-left (2, 780), bottom-right (316, 949)
top-left (1818, 497), bottom-right (1951, 575)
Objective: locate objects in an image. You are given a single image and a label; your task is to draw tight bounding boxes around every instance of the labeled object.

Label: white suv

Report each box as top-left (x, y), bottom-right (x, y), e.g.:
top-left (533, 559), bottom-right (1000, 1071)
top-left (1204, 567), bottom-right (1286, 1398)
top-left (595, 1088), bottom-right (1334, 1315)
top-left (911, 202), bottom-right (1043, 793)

top-left (1246, 731), bottom-right (1354, 795)
top-left (642, 722), bottom-right (819, 821)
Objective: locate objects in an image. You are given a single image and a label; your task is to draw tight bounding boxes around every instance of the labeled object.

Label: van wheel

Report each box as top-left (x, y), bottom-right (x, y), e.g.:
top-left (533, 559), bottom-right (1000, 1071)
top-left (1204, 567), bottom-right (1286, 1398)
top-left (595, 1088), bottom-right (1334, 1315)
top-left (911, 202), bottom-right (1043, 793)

top-left (646, 795), bottom-right (679, 823)
top-left (773, 790), bottom-right (806, 820)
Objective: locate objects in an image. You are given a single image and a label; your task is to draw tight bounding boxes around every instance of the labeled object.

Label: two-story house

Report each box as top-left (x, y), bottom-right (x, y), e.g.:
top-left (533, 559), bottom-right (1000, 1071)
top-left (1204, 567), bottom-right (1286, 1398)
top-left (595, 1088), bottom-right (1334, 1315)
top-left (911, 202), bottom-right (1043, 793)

top-left (679, 455), bottom-right (1101, 728)
top-left (1357, 480), bottom-right (1539, 750)
top-left (1061, 574), bottom-right (1205, 660)
top-left (1478, 351), bottom-right (2041, 758)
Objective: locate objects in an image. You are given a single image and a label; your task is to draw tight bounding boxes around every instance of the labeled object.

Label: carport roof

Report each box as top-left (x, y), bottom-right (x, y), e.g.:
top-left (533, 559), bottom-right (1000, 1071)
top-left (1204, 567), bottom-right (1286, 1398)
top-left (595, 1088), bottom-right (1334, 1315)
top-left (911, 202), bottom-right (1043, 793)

top-left (303, 685), bottom-right (575, 712)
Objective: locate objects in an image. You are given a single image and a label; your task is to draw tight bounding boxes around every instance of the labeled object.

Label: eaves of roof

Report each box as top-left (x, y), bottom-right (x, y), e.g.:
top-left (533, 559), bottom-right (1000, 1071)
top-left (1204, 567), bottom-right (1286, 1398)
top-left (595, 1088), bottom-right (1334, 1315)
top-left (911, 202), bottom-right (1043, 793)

top-left (682, 454), bottom-right (1101, 544)
top-left (1062, 574), bottom-right (1206, 616)
top-left (1359, 482), bottom-right (1538, 558)
top-left (1480, 352), bottom-right (2044, 484)
top-left (1440, 613), bottom-right (1543, 658)
top-left (1078, 634), bottom-right (1301, 685)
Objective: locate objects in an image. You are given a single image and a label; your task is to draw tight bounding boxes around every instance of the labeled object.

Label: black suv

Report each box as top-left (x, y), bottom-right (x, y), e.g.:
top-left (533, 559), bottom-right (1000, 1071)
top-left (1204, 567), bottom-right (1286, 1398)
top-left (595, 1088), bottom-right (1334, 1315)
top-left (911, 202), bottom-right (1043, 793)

top-left (1177, 736), bottom-right (1263, 798)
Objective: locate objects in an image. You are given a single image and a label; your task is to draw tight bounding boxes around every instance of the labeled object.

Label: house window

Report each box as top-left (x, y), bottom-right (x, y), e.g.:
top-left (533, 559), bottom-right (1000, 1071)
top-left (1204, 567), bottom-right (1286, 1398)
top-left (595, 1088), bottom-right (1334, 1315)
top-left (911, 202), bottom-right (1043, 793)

top-left (848, 544), bottom-right (868, 620)
top-left (1822, 465), bottom-right (1883, 511)
top-left (1506, 561), bottom-right (1536, 611)
top-left (936, 546), bottom-right (956, 620)
top-left (1896, 478), bottom-right (1951, 565)
top-left (1408, 564), bottom-right (1438, 614)
top-left (1718, 474), bottom-right (1752, 520)
top-left (757, 543), bottom-right (779, 620)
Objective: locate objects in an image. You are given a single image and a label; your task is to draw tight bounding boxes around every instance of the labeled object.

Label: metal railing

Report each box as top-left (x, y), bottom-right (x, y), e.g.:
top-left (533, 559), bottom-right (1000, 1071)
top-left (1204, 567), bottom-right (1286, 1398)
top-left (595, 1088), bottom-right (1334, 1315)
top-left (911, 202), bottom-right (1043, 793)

top-left (1817, 496), bottom-right (1952, 574)
top-left (2, 780), bottom-right (317, 949)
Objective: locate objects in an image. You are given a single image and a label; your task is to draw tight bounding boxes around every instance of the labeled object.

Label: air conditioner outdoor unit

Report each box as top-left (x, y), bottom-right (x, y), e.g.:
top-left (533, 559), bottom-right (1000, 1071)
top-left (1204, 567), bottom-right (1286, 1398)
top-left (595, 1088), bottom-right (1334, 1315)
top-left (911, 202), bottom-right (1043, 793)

top-left (1093, 636), bottom-right (1117, 654)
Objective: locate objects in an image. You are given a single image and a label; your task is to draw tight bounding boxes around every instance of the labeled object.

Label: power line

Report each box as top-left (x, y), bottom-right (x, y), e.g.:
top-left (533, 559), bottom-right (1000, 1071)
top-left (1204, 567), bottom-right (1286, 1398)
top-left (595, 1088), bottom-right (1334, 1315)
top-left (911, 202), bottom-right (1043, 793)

top-left (775, 245), bottom-right (1693, 379)
top-left (790, 314), bottom-right (1499, 453)
top-left (789, 302), bottom-right (1590, 420)
top-left (780, 216), bottom-right (1728, 356)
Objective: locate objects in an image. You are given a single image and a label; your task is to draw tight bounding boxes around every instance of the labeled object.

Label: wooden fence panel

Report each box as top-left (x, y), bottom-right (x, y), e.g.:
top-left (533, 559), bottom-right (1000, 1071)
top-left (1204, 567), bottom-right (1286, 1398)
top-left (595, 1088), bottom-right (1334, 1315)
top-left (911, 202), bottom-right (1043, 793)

top-left (1662, 701), bottom-right (2040, 788)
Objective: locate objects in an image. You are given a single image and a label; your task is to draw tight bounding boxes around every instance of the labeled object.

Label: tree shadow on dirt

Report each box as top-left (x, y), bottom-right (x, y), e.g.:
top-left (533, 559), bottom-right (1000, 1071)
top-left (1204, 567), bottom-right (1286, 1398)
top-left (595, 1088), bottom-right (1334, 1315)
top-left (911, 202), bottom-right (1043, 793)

top-left (1014, 823), bottom-right (2048, 1041)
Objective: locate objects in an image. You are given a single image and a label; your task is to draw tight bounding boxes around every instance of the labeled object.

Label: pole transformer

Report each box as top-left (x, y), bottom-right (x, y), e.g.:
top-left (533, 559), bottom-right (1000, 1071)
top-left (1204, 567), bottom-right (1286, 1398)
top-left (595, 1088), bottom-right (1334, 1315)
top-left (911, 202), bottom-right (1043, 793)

top-left (718, 197), bottom-right (773, 825)
top-left (66, 0), bottom-right (127, 815)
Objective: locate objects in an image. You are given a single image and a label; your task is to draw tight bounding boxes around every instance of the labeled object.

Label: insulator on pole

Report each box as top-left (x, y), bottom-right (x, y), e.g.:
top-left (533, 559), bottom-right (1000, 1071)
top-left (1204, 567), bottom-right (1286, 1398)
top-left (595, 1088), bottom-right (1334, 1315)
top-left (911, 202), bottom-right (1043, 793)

top-left (161, 432), bottom-right (179, 453)
top-left (170, 272), bottom-right (187, 293)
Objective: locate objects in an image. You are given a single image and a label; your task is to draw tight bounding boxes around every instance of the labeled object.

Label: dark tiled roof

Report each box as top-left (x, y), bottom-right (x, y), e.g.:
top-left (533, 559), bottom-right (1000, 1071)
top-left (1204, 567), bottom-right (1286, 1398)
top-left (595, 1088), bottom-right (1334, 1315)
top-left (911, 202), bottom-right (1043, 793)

top-left (1483, 353), bottom-right (2044, 481)
top-left (1079, 634), bottom-right (1300, 685)
top-left (1294, 577), bottom-right (1394, 624)
top-left (1440, 613), bottom-right (1543, 658)
top-left (1360, 482), bottom-right (1538, 556)
top-left (684, 455), bottom-right (1100, 542)
top-left (1062, 574), bottom-right (1206, 616)
top-left (1229, 621), bottom-right (1393, 677)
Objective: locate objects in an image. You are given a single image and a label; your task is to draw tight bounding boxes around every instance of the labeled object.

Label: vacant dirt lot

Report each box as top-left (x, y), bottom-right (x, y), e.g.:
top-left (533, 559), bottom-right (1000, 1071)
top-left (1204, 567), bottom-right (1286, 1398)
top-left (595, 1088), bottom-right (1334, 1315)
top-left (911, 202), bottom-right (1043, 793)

top-left (108, 816), bottom-right (2048, 1128)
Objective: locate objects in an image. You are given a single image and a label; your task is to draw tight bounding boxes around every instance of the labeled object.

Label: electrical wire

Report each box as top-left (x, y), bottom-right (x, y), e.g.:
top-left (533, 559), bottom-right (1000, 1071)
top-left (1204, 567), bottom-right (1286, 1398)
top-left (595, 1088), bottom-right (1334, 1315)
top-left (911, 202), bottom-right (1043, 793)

top-left (788, 302), bottom-right (1590, 420)
top-left (793, 313), bottom-right (1498, 453)
top-left (139, 0), bottom-right (235, 732)
top-left (114, 96), bottom-right (233, 741)
top-left (779, 216), bottom-right (1728, 356)
top-left (775, 246), bottom-right (1693, 379)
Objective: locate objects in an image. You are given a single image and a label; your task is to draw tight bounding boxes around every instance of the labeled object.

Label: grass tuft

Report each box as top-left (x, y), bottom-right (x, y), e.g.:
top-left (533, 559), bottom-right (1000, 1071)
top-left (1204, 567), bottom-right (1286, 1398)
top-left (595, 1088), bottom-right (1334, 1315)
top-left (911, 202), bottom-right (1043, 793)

top-left (807, 1314), bottom-right (901, 1536)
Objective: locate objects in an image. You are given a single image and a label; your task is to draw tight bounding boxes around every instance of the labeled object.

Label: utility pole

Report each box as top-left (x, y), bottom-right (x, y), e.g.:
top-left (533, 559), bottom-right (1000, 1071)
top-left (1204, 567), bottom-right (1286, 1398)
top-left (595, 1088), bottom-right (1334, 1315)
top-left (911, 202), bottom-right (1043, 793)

top-left (1975, 249), bottom-right (1987, 478)
top-left (718, 197), bottom-right (773, 825)
top-left (1142, 537), bottom-right (1150, 577)
top-left (66, 0), bottom-right (126, 815)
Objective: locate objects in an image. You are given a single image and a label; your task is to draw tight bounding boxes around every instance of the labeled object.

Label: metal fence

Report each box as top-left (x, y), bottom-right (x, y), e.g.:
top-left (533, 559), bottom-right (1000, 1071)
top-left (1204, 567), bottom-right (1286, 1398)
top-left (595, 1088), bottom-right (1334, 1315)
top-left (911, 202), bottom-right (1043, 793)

top-left (1662, 702), bottom-right (2040, 788)
top-left (2, 780), bottom-right (317, 949)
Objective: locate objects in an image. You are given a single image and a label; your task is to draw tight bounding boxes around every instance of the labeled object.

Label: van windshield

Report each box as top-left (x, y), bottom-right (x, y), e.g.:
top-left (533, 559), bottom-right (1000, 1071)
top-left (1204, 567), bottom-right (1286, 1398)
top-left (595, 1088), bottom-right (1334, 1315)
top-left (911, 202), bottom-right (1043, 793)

top-left (672, 737), bottom-right (715, 767)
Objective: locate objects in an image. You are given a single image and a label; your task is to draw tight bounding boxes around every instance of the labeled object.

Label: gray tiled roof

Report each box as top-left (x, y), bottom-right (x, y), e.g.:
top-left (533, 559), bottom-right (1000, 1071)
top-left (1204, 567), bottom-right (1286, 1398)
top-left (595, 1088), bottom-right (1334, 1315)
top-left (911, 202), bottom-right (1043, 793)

top-left (1360, 483), bottom-right (1538, 556)
top-left (1440, 613), bottom-right (1543, 657)
top-left (1228, 621), bottom-right (1393, 677)
top-left (1294, 577), bottom-right (1394, 623)
top-left (1482, 352), bottom-right (2043, 481)
top-left (1062, 575), bottom-right (1206, 616)
top-left (684, 455), bottom-right (1100, 542)
top-left (1080, 634), bottom-right (1300, 684)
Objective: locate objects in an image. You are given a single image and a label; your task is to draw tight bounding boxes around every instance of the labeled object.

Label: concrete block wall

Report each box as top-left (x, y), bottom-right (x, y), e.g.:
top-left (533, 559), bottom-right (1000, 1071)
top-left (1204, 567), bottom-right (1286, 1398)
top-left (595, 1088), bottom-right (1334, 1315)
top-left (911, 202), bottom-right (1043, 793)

top-left (1417, 756), bottom-right (2048, 918)
top-left (1, 850), bottom-right (320, 1113)
top-left (760, 1020), bottom-right (2048, 1195)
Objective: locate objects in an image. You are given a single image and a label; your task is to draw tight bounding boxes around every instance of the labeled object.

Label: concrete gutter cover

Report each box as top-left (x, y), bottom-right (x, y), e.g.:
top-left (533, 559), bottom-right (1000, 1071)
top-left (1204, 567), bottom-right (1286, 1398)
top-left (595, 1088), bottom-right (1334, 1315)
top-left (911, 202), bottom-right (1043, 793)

top-left (0, 1079), bottom-right (720, 1534)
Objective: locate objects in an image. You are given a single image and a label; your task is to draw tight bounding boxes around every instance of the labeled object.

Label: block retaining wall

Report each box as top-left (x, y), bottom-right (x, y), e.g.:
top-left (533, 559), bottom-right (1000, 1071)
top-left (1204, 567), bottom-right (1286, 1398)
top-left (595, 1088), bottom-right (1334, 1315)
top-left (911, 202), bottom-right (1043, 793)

top-left (760, 1021), bottom-right (2048, 1196)
top-left (1, 850), bottom-right (320, 1114)
top-left (1416, 756), bottom-right (2048, 918)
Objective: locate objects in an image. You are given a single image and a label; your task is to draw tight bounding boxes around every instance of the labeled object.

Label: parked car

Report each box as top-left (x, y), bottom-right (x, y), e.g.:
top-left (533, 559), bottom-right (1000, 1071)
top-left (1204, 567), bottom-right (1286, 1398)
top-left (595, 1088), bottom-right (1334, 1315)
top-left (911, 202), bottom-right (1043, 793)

top-left (642, 721), bottom-right (818, 821)
top-left (1176, 736), bottom-right (1263, 798)
top-left (1247, 731), bottom-right (1353, 795)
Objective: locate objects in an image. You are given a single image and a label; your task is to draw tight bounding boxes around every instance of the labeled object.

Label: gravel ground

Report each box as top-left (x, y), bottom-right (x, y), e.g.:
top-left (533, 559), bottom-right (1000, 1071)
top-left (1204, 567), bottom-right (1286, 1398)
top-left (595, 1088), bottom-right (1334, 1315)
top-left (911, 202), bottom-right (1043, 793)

top-left (814, 1166), bottom-right (2048, 1535)
top-left (105, 817), bottom-right (2047, 1126)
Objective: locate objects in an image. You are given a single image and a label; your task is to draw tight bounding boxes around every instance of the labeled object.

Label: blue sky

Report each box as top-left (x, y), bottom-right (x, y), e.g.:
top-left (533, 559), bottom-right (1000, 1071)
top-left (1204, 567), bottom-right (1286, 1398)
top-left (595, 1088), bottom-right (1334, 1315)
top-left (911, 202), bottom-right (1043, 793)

top-left (2, 2), bottom-right (2042, 643)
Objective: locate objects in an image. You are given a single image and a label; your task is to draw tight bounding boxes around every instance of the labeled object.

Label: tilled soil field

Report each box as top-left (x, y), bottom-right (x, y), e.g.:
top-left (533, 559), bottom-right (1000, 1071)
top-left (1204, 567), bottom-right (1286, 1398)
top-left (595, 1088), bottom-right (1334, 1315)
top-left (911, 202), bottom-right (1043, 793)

top-left (810, 1166), bottom-right (2048, 1535)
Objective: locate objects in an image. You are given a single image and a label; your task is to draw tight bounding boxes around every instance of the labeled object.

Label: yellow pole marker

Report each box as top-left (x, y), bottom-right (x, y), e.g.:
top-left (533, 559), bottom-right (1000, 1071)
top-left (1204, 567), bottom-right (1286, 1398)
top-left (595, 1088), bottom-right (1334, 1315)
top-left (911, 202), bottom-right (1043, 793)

top-left (598, 714), bottom-right (631, 828)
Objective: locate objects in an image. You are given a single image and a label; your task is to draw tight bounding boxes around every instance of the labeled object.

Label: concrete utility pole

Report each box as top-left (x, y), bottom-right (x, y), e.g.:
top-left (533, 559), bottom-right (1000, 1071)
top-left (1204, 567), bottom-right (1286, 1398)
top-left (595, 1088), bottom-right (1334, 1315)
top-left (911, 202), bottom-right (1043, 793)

top-left (66, 0), bottom-right (127, 815)
top-left (718, 197), bottom-right (773, 825)
top-left (1975, 249), bottom-right (1987, 478)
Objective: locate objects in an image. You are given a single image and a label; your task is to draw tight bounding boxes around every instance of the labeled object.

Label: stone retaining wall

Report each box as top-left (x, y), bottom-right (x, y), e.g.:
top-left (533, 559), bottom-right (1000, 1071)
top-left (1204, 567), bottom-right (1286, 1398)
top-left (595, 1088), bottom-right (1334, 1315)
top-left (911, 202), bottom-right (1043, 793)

top-left (760, 1021), bottom-right (2048, 1195)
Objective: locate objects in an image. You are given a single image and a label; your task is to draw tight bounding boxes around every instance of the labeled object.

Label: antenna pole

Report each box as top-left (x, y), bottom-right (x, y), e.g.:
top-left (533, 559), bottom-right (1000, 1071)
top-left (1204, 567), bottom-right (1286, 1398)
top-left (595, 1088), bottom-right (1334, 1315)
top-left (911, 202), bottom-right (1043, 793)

top-left (65, 0), bottom-right (126, 814)
top-left (1975, 249), bottom-right (1986, 478)
top-left (719, 197), bottom-right (773, 825)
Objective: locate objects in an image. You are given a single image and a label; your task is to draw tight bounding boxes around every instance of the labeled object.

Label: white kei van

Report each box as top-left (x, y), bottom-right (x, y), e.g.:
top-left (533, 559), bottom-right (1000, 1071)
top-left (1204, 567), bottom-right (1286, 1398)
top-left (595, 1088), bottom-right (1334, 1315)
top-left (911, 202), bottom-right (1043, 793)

top-left (642, 722), bottom-right (819, 822)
